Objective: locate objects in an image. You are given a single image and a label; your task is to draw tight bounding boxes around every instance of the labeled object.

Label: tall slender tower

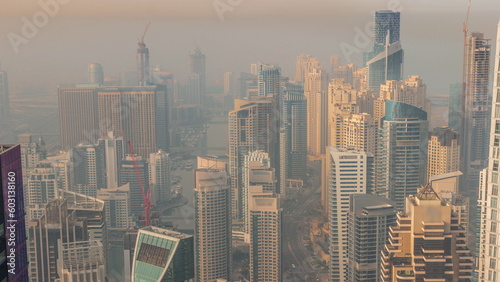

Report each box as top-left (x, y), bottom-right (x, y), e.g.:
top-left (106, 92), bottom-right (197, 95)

top-left (366, 10), bottom-right (403, 93)
top-left (242, 150), bottom-right (276, 235)
top-left (478, 20), bottom-right (500, 282)
top-left (0, 145), bottom-right (29, 282)
top-left (149, 149), bottom-right (171, 204)
top-left (325, 147), bottom-right (373, 281)
top-left (189, 47), bottom-right (206, 105)
top-left (283, 82), bottom-right (307, 180)
top-left (249, 192), bottom-right (282, 282)
top-left (375, 101), bottom-right (428, 210)
top-left (462, 32), bottom-right (491, 193)
top-left (303, 58), bottom-right (328, 157)
top-left (194, 157), bottom-right (231, 282)
top-left (137, 24), bottom-right (151, 87)
top-left (228, 98), bottom-right (277, 219)
top-left (119, 155), bottom-right (149, 217)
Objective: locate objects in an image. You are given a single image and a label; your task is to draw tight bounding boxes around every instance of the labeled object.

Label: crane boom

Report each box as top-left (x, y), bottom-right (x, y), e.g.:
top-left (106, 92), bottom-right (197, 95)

top-left (126, 140), bottom-right (152, 226)
top-left (140, 22), bottom-right (151, 44)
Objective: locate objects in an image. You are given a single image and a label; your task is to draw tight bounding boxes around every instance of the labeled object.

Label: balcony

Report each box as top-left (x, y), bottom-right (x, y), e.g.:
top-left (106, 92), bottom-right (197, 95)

top-left (396, 270), bottom-right (414, 279)
top-left (423, 254), bottom-right (446, 262)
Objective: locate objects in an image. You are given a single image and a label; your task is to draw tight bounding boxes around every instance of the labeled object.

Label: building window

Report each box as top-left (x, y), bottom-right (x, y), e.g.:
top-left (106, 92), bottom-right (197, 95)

top-left (490, 234), bottom-right (497, 245)
top-left (494, 185), bottom-right (499, 196)
top-left (493, 197), bottom-right (498, 208)
top-left (491, 222), bottom-right (498, 233)
top-left (493, 210), bottom-right (499, 221)
top-left (491, 258), bottom-right (497, 270)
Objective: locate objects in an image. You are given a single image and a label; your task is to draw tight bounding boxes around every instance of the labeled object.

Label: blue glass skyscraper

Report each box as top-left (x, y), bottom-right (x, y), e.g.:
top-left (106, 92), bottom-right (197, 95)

top-left (366, 10), bottom-right (404, 93)
top-left (375, 101), bottom-right (428, 210)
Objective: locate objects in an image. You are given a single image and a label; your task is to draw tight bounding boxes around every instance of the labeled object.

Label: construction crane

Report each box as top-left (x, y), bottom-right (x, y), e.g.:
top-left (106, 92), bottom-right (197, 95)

top-left (139, 22), bottom-right (151, 45)
top-left (126, 140), bottom-right (153, 226)
top-left (459, 0), bottom-right (471, 185)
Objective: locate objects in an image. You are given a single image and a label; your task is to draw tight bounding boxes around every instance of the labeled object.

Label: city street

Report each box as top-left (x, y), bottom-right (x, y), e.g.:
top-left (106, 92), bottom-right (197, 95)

top-left (282, 160), bottom-right (327, 281)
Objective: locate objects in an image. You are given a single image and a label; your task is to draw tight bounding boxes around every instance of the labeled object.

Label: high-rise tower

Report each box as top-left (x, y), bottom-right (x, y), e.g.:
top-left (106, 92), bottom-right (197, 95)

top-left (427, 126), bottom-right (460, 179)
top-left (347, 194), bottom-right (396, 281)
top-left (380, 184), bottom-right (473, 281)
top-left (58, 85), bottom-right (99, 150)
top-left (249, 191), bottom-right (282, 282)
top-left (366, 10), bottom-right (404, 93)
top-left (88, 63), bottom-right (104, 85)
top-left (462, 32), bottom-right (491, 193)
top-left (194, 157), bottom-right (231, 281)
top-left (478, 21), bottom-right (500, 282)
top-left (189, 47), bottom-right (206, 105)
top-left (137, 24), bottom-right (151, 87)
top-left (375, 101), bottom-right (428, 210)
top-left (132, 226), bottom-right (195, 281)
top-left (325, 147), bottom-right (373, 281)
top-left (0, 145), bottom-right (29, 281)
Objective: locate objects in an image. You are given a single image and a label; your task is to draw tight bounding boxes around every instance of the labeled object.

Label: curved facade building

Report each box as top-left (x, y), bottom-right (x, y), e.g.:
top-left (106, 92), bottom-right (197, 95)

top-left (376, 100), bottom-right (428, 210)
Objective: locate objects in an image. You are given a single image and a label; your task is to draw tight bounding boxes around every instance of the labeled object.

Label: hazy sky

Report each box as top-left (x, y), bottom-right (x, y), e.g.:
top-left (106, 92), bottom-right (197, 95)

top-left (0, 0), bottom-right (499, 94)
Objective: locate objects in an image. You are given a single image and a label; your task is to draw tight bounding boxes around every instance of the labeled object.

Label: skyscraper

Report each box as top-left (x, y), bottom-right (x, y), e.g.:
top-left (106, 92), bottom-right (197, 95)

top-left (189, 47), bottom-right (206, 105)
top-left (57, 240), bottom-right (106, 281)
top-left (0, 144), bottom-right (29, 282)
top-left (119, 155), bottom-right (149, 217)
top-left (327, 78), bottom-right (359, 148)
top-left (224, 71), bottom-right (234, 96)
top-left (366, 10), bottom-right (403, 93)
top-left (0, 67), bottom-right (9, 119)
top-left (373, 11), bottom-right (400, 48)
top-left (249, 192), bottom-right (282, 282)
top-left (342, 113), bottom-right (377, 155)
top-left (88, 63), bottom-right (104, 85)
top-left (73, 143), bottom-right (106, 197)
top-left (132, 226), bottom-right (195, 282)
top-left (137, 36), bottom-right (150, 86)
top-left (295, 54), bottom-right (311, 83)
top-left (97, 131), bottom-right (125, 189)
top-left (462, 32), bottom-right (492, 192)
top-left (194, 157), bottom-right (231, 281)
top-left (97, 184), bottom-right (131, 229)
top-left (325, 147), bottom-right (373, 281)
top-left (448, 82), bottom-right (462, 132)
top-left (18, 134), bottom-right (47, 173)
top-left (283, 83), bottom-right (307, 180)
top-left (228, 98), bottom-right (278, 219)
top-left (375, 101), bottom-right (428, 210)
top-left (149, 149), bottom-right (171, 204)
top-left (26, 162), bottom-right (59, 221)
top-left (97, 85), bottom-right (169, 158)
top-left (427, 126), bottom-right (460, 179)
top-left (242, 150), bottom-right (276, 236)
top-left (304, 60), bottom-right (329, 157)
top-left (478, 21), bottom-right (500, 282)
top-left (58, 85), bottom-right (99, 150)
top-left (28, 191), bottom-right (106, 281)
top-left (347, 194), bottom-right (396, 282)
top-left (380, 184), bottom-right (473, 281)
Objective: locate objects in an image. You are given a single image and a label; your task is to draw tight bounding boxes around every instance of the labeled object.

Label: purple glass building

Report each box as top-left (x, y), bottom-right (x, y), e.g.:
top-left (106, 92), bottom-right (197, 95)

top-left (0, 145), bottom-right (28, 281)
